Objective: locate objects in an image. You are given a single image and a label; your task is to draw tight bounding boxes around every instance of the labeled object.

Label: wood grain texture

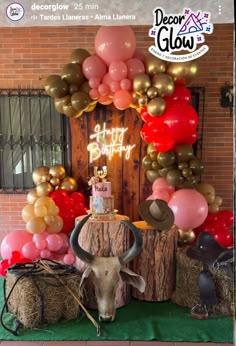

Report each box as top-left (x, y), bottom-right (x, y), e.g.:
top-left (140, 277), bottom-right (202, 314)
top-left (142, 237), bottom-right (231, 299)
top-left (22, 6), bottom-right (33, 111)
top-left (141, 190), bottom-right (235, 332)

top-left (131, 222), bottom-right (179, 301)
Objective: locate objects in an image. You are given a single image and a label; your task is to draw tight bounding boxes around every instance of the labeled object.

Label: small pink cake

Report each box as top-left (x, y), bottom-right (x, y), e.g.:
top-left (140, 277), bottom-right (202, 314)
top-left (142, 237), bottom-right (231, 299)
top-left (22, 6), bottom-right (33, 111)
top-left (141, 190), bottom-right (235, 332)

top-left (92, 182), bottom-right (111, 197)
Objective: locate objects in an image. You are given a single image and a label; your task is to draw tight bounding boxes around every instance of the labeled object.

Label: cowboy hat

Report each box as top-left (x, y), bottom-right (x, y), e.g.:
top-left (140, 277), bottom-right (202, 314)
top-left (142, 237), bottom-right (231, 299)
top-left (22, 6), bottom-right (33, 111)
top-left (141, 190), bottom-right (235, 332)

top-left (138, 199), bottom-right (174, 230)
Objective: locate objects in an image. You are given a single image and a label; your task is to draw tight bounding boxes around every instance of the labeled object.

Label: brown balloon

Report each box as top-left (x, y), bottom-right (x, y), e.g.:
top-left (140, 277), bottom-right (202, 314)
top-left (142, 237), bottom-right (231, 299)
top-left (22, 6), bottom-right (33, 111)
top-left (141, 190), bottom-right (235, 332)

top-left (147, 87), bottom-right (159, 99)
top-left (146, 170), bottom-right (160, 183)
top-left (149, 150), bottom-right (158, 161)
top-left (147, 97), bottom-right (166, 116)
top-left (142, 155), bottom-right (153, 170)
top-left (70, 48), bottom-right (90, 64)
top-left (189, 158), bottom-right (204, 176)
top-left (133, 73), bottom-right (151, 94)
top-left (152, 73), bottom-right (175, 97)
top-left (196, 183), bottom-right (215, 204)
top-left (49, 78), bottom-right (69, 98)
top-left (158, 166), bottom-right (173, 177)
top-left (61, 63), bottom-right (85, 86)
top-left (54, 95), bottom-right (71, 113)
top-left (71, 91), bottom-right (91, 112)
top-left (80, 81), bottom-right (91, 95)
top-left (32, 166), bottom-right (50, 186)
top-left (208, 203), bottom-right (220, 213)
top-left (36, 182), bottom-right (54, 197)
top-left (145, 53), bottom-right (167, 76)
top-left (49, 165), bottom-right (66, 180)
top-left (175, 144), bottom-right (194, 163)
top-left (63, 103), bottom-right (81, 118)
top-left (147, 142), bottom-right (155, 154)
top-left (69, 84), bottom-right (80, 95)
top-left (178, 229), bottom-right (195, 245)
top-left (178, 162), bottom-right (189, 170)
top-left (166, 169), bottom-right (184, 186)
top-left (84, 101), bottom-right (97, 112)
top-left (214, 196), bottom-right (223, 206)
top-left (151, 161), bottom-right (162, 171)
top-left (167, 61), bottom-right (198, 85)
top-left (182, 168), bottom-right (193, 178)
top-left (157, 150), bottom-right (176, 167)
top-left (45, 75), bottom-right (61, 95)
top-left (59, 177), bottom-right (78, 192)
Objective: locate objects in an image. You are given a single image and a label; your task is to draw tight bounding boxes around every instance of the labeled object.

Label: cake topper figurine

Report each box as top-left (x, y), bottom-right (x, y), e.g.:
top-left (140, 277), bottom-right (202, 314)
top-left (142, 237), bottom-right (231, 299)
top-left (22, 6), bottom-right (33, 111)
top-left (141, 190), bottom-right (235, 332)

top-left (88, 166), bottom-right (108, 187)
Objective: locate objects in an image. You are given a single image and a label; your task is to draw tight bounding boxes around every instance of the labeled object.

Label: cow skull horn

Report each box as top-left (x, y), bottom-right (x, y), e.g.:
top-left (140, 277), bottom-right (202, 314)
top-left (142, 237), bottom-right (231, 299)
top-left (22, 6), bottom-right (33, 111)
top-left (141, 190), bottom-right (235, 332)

top-left (118, 221), bottom-right (143, 265)
top-left (70, 214), bottom-right (95, 264)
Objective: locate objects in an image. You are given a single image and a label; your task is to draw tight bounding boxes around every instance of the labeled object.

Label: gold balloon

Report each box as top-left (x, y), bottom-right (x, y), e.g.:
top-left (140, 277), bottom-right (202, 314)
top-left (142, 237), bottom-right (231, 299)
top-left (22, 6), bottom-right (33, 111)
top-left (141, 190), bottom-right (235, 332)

top-left (50, 177), bottom-right (60, 187)
top-left (54, 95), bottom-right (71, 113)
top-left (22, 204), bottom-right (35, 222)
top-left (46, 215), bottom-right (63, 234)
top-left (69, 84), bottom-right (80, 95)
top-left (49, 165), bottom-right (66, 180)
top-left (36, 182), bottom-right (54, 197)
top-left (167, 61), bottom-right (198, 85)
top-left (84, 101), bottom-right (97, 113)
top-left (47, 204), bottom-right (60, 216)
top-left (157, 150), bottom-right (176, 167)
top-left (27, 189), bottom-right (38, 204)
top-left (151, 161), bottom-right (161, 171)
top-left (182, 168), bottom-right (193, 178)
top-left (175, 144), bottom-right (194, 163)
top-left (133, 73), bottom-right (151, 94)
top-left (147, 142), bottom-right (155, 154)
top-left (146, 170), bottom-right (160, 183)
top-left (59, 177), bottom-right (78, 192)
top-left (152, 73), bottom-right (175, 97)
top-left (49, 78), bottom-right (69, 98)
top-left (80, 81), bottom-right (91, 95)
top-left (208, 203), bottom-right (220, 214)
top-left (178, 229), bottom-right (196, 245)
top-left (149, 150), bottom-right (158, 161)
top-left (34, 205), bottom-right (48, 217)
top-left (61, 63), bottom-right (85, 86)
top-left (34, 196), bottom-right (55, 208)
top-left (45, 75), bottom-right (61, 95)
top-left (44, 215), bottom-right (56, 226)
top-left (145, 53), bottom-right (167, 76)
top-left (32, 166), bottom-right (50, 186)
top-left (147, 87), bottom-right (158, 99)
top-left (196, 183), bottom-right (215, 204)
top-left (70, 48), bottom-right (90, 64)
top-left (189, 158), bottom-right (204, 176)
top-left (142, 155), bottom-right (153, 170)
top-left (178, 162), bottom-right (188, 170)
top-left (147, 97), bottom-right (166, 116)
top-left (138, 95), bottom-right (148, 107)
top-left (26, 217), bottom-right (46, 234)
top-left (158, 166), bottom-right (173, 177)
top-left (63, 103), bottom-right (81, 118)
top-left (71, 91), bottom-right (91, 112)
top-left (214, 196), bottom-right (223, 206)
top-left (166, 169), bottom-right (184, 186)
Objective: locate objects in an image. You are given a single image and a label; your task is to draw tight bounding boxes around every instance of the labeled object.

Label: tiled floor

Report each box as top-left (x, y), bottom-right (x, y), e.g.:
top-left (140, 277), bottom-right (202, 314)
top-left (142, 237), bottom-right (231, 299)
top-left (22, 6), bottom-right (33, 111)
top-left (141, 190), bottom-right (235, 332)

top-left (0, 342), bottom-right (233, 345)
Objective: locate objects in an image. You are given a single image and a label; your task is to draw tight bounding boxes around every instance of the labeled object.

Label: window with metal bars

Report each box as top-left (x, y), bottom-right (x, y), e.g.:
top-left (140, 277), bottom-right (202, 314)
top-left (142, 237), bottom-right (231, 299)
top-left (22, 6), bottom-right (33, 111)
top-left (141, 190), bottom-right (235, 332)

top-left (0, 89), bottom-right (71, 192)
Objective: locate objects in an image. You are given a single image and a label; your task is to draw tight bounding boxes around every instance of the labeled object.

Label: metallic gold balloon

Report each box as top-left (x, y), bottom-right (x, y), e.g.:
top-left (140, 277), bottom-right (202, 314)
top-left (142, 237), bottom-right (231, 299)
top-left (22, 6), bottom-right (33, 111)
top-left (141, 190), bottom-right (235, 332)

top-left (147, 87), bottom-right (158, 99)
top-left (149, 150), bottom-right (158, 161)
top-left (208, 203), bottom-right (220, 213)
top-left (157, 150), bottom-right (176, 167)
top-left (147, 142), bottom-right (155, 154)
top-left (175, 144), bottom-right (194, 163)
top-left (63, 103), bottom-right (81, 118)
top-left (46, 215), bottom-right (63, 234)
top-left (151, 161), bottom-right (161, 171)
top-left (196, 183), bottom-right (215, 204)
top-left (49, 165), bottom-right (66, 180)
top-left (27, 189), bottom-right (38, 204)
top-left (61, 63), bottom-right (85, 86)
top-left (138, 95), bottom-right (148, 107)
top-left (214, 196), bottom-right (223, 206)
top-left (50, 177), bottom-right (60, 187)
top-left (84, 101), bottom-right (97, 113)
top-left (69, 84), bottom-right (80, 95)
top-left (36, 182), bottom-right (54, 197)
top-left (152, 73), bottom-right (175, 97)
top-left (32, 166), bottom-right (50, 186)
top-left (147, 97), bottom-right (166, 116)
top-left (79, 81), bottom-right (91, 95)
top-left (45, 75), bottom-right (61, 95)
top-left (59, 177), bottom-right (78, 192)
top-left (146, 170), bottom-right (160, 183)
top-left (182, 168), bottom-right (193, 178)
top-left (178, 229), bottom-right (196, 245)
top-left (34, 196), bottom-right (55, 208)
top-left (167, 61), bottom-right (198, 85)
top-left (178, 162), bottom-right (188, 170)
top-left (54, 95), bottom-right (71, 113)
top-left (142, 155), bottom-right (153, 170)
top-left (70, 48), bottom-right (90, 64)
top-left (22, 204), bottom-right (35, 222)
top-left (145, 53), bottom-right (167, 76)
top-left (49, 78), bottom-right (69, 98)
top-left (133, 73), bottom-right (151, 94)
top-left (71, 91), bottom-right (91, 112)
top-left (26, 217), bottom-right (46, 234)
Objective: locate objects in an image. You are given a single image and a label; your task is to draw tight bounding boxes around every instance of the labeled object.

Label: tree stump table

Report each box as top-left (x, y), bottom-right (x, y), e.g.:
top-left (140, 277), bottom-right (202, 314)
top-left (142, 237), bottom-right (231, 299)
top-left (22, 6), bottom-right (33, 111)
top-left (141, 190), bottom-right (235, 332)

top-left (75, 214), bottom-right (130, 309)
top-left (131, 221), bottom-right (178, 301)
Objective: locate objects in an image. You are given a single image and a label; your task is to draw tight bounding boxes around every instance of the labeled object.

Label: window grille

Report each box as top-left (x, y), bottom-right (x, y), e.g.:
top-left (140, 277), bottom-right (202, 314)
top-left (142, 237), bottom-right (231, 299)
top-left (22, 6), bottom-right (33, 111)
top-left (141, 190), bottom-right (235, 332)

top-left (0, 89), bottom-right (71, 193)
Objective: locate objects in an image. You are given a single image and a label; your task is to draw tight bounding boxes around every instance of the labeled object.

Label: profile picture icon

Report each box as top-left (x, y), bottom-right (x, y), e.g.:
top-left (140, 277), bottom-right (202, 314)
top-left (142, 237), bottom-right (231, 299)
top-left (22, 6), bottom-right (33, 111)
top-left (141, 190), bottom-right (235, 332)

top-left (6, 2), bottom-right (25, 21)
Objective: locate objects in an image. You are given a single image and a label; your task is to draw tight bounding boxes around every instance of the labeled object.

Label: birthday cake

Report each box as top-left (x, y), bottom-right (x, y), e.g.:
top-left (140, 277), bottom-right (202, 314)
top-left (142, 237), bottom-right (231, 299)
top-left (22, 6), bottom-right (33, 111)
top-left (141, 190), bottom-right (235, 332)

top-left (88, 166), bottom-right (116, 218)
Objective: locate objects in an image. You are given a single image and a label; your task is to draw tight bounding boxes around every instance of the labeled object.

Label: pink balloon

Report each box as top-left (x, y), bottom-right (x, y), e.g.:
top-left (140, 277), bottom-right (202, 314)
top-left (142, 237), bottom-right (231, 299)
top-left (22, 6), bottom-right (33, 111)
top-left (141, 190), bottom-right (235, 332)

top-left (152, 177), bottom-right (175, 194)
top-left (109, 81), bottom-right (120, 93)
top-left (63, 253), bottom-right (75, 265)
top-left (133, 49), bottom-right (146, 62)
top-left (109, 61), bottom-right (127, 81)
top-left (40, 249), bottom-right (52, 259)
top-left (113, 89), bottom-right (132, 110)
top-left (46, 234), bottom-right (63, 252)
top-left (82, 55), bottom-right (107, 80)
top-left (126, 58), bottom-right (145, 80)
top-left (22, 241), bottom-right (40, 260)
top-left (98, 83), bottom-right (110, 96)
top-left (168, 189), bottom-right (208, 231)
top-left (120, 78), bottom-right (131, 90)
top-left (32, 231), bottom-right (49, 243)
top-left (89, 88), bottom-right (99, 100)
top-left (88, 77), bottom-right (100, 89)
top-left (1, 230), bottom-right (33, 259)
top-left (35, 239), bottom-right (47, 250)
top-left (95, 26), bottom-right (136, 65)
top-left (102, 72), bottom-right (113, 86)
top-left (98, 95), bottom-right (113, 105)
top-left (151, 189), bottom-right (171, 203)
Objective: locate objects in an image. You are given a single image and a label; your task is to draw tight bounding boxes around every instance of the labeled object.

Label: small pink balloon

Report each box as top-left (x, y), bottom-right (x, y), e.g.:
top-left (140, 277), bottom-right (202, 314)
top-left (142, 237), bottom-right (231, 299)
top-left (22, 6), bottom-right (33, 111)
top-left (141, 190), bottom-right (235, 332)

top-left (67, 247), bottom-right (74, 254)
top-left (109, 61), bottom-right (127, 81)
top-left (89, 88), bottom-right (99, 100)
top-left (113, 89), bottom-right (132, 110)
top-left (126, 58), bottom-right (145, 80)
top-left (109, 81), bottom-right (120, 93)
top-left (98, 95), bottom-right (113, 105)
top-left (102, 72), bottom-right (113, 86)
top-left (88, 77), bottom-right (100, 89)
top-left (32, 231), bottom-right (49, 243)
top-left (120, 78), bottom-right (131, 90)
top-left (98, 83), bottom-right (110, 96)
top-left (151, 189), bottom-right (170, 203)
top-left (133, 49), bottom-right (146, 62)
top-left (152, 177), bottom-right (175, 194)
top-left (1, 230), bottom-right (33, 259)
top-left (22, 241), bottom-right (40, 260)
top-left (40, 249), bottom-right (52, 259)
top-left (63, 253), bottom-right (75, 265)
top-left (35, 239), bottom-right (47, 250)
top-left (82, 55), bottom-right (107, 80)
top-left (46, 234), bottom-right (63, 252)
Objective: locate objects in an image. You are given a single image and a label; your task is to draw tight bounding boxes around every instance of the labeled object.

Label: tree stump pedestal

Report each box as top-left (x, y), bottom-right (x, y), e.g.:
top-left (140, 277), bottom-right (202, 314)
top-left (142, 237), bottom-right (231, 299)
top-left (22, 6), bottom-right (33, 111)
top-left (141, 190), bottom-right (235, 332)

top-left (75, 214), bottom-right (130, 310)
top-left (131, 221), bottom-right (178, 301)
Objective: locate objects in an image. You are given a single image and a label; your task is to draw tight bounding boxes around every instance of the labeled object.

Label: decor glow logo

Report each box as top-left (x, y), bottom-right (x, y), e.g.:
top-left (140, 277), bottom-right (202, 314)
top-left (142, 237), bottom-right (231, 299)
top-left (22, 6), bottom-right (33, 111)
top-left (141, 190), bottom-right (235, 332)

top-left (6, 2), bottom-right (24, 21)
top-left (149, 8), bottom-right (214, 62)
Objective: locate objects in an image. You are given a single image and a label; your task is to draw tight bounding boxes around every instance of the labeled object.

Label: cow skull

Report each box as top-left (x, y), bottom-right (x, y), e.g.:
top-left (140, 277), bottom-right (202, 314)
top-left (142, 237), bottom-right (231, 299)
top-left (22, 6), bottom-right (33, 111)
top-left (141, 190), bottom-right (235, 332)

top-left (70, 214), bottom-right (146, 322)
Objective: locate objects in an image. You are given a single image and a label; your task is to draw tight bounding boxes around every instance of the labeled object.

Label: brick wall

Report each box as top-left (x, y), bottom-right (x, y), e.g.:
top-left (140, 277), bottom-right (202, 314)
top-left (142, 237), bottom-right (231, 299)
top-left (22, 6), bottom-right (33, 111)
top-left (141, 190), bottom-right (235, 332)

top-left (0, 24), bottom-right (234, 236)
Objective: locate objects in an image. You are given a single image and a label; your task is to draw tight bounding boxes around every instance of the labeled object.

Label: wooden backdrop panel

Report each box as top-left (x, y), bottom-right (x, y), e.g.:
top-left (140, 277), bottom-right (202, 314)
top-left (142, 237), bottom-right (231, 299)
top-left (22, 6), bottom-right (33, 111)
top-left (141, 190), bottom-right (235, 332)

top-left (70, 104), bottom-right (152, 221)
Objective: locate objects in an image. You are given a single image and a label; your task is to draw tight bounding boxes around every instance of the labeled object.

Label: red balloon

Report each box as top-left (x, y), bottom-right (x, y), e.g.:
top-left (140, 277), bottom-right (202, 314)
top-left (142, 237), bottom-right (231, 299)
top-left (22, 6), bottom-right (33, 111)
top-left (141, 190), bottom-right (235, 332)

top-left (0, 260), bottom-right (9, 276)
top-left (218, 210), bottom-right (234, 227)
top-left (168, 85), bottom-right (191, 103)
top-left (179, 131), bottom-right (198, 145)
top-left (70, 192), bottom-right (86, 205)
top-left (140, 124), bottom-right (155, 142)
top-left (154, 135), bottom-right (175, 152)
top-left (213, 229), bottom-right (233, 248)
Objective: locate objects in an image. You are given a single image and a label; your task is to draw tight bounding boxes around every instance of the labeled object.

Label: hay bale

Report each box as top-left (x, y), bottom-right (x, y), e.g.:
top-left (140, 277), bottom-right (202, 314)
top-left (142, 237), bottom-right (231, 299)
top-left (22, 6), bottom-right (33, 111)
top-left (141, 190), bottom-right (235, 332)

top-left (172, 246), bottom-right (233, 316)
top-left (5, 260), bottom-right (82, 329)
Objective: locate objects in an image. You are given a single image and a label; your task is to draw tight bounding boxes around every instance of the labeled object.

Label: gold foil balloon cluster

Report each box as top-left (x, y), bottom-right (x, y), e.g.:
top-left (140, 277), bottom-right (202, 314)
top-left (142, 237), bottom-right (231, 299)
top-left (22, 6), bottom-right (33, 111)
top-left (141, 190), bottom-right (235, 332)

top-left (45, 48), bottom-right (96, 119)
top-left (142, 143), bottom-right (204, 188)
top-left (196, 183), bottom-right (223, 213)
